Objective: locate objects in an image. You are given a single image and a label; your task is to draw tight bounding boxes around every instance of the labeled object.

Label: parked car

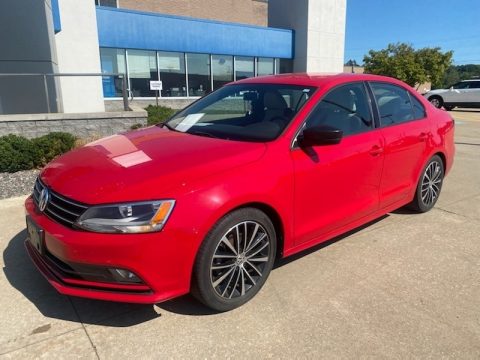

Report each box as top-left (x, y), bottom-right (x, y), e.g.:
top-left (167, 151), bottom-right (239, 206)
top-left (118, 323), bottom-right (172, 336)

top-left (25, 74), bottom-right (455, 311)
top-left (424, 79), bottom-right (480, 110)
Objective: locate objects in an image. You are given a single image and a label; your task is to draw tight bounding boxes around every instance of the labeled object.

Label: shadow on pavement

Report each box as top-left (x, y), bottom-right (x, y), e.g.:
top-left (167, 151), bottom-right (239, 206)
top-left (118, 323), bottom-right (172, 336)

top-left (4, 213), bottom-right (392, 321)
top-left (3, 229), bottom-right (161, 326)
top-left (449, 109), bottom-right (480, 113)
top-left (274, 214), bottom-right (389, 269)
top-left (157, 295), bottom-right (217, 316)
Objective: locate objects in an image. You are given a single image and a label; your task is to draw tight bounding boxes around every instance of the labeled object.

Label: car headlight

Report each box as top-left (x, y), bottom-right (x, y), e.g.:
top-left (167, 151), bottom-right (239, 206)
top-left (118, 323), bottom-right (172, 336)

top-left (75, 200), bottom-right (175, 234)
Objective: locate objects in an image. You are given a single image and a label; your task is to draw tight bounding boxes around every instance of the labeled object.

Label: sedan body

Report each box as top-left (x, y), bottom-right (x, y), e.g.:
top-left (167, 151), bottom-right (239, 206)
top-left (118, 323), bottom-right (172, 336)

top-left (25, 74), bottom-right (454, 310)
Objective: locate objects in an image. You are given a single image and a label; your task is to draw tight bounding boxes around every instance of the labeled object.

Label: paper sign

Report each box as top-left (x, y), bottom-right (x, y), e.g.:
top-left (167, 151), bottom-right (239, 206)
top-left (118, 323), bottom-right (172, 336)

top-left (150, 80), bottom-right (163, 91)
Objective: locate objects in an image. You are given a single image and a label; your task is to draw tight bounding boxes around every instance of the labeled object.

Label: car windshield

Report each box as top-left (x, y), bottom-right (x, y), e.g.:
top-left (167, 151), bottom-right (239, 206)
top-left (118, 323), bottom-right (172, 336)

top-left (165, 83), bottom-right (316, 142)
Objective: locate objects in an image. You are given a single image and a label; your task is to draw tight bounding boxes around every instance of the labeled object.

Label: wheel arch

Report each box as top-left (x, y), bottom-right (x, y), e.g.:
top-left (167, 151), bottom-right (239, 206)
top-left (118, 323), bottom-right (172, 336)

top-left (230, 202), bottom-right (285, 260)
top-left (434, 151), bottom-right (447, 171)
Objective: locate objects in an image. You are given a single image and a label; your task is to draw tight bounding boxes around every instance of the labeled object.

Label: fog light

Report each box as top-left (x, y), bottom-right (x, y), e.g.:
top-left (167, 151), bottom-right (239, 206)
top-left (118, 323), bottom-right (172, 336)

top-left (109, 268), bottom-right (142, 283)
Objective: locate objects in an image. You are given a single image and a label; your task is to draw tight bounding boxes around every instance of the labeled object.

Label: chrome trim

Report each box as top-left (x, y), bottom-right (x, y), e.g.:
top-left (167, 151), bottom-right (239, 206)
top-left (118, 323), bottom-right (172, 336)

top-left (45, 208), bottom-right (75, 225)
top-left (48, 199), bottom-right (83, 217)
top-left (32, 177), bottom-right (88, 228)
top-left (50, 192), bottom-right (88, 209)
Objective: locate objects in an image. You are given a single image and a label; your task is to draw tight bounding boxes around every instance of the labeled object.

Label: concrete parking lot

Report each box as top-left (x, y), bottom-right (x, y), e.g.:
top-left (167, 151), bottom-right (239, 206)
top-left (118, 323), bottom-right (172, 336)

top-left (1, 110), bottom-right (479, 359)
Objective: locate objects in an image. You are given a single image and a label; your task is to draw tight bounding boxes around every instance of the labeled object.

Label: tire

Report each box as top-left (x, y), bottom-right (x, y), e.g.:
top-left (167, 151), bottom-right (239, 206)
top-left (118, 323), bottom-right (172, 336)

top-left (192, 208), bottom-right (277, 312)
top-left (428, 96), bottom-right (443, 109)
top-left (444, 105), bottom-right (455, 111)
top-left (409, 155), bottom-right (444, 213)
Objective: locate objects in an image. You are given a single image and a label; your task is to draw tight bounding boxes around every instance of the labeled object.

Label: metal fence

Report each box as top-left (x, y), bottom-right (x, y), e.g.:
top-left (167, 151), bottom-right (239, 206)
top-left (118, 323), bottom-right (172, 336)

top-left (0, 73), bottom-right (128, 114)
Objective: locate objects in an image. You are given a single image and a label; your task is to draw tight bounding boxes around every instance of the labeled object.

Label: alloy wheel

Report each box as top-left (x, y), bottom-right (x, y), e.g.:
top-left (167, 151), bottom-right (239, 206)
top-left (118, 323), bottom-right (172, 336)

top-left (210, 221), bottom-right (270, 299)
top-left (430, 98), bottom-right (441, 108)
top-left (421, 160), bottom-right (442, 206)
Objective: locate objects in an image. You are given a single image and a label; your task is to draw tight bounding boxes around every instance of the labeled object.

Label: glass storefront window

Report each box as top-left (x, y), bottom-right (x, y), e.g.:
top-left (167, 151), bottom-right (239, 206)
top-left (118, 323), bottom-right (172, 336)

top-left (127, 50), bottom-right (158, 97)
top-left (158, 51), bottom-right (186, 97)
top-left (257, 57), bottom-right (274, 76)
top-left (100, 48), bottom-right (126, 97)
top-left (235, 56), bottom-right (254, 81)
top-left (212, 55), bottom-right (233, 90)
top-left (186, 53), bottom-right (211, 97)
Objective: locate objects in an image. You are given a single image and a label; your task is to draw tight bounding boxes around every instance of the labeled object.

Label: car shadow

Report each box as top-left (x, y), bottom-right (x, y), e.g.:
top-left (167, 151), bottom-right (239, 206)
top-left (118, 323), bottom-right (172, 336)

top-left (274, 214), bottom-right (389, 269)
top-left (449, 108), bottom-right (480, 113)
top-left (4, 214), bottom-right (391, 322)
top-left (2, 229), bottom-right (161, 327)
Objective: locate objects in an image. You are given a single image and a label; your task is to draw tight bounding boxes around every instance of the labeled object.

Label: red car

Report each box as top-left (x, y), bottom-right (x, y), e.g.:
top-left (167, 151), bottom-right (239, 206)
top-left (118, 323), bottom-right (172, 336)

top-left (25, 74), bottom-right (455, 311)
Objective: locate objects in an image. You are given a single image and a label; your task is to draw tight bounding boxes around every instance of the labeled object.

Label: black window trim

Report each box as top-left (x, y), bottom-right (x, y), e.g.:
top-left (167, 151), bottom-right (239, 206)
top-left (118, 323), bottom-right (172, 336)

top-left (291, 80), bottom-right (376, 149)
top-left (367, 81), bottom-right (427, 129)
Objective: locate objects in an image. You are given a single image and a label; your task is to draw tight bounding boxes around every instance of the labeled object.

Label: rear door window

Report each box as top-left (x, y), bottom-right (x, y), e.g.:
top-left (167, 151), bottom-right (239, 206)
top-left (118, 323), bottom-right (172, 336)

top-left (410, 93), bottom-right (426, 119)
top-left (370, 82), bottom-right (417, 126)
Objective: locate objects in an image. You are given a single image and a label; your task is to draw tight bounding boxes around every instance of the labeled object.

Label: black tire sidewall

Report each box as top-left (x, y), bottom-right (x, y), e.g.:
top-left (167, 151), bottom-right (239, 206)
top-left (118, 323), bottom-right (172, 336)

top-left (429, 96), bottom-right (443, 108)
top-left (414, 155), bottom-right (444, 212)
top-left (192, 208), bottom-right (277, 312)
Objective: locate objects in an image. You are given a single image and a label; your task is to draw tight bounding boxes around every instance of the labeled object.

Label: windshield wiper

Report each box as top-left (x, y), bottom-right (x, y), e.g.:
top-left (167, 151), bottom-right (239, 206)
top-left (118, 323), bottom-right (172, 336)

top-left (159, 122), bottom-right (178, 132)
top-left (187, 130), bottom-right (219, 139)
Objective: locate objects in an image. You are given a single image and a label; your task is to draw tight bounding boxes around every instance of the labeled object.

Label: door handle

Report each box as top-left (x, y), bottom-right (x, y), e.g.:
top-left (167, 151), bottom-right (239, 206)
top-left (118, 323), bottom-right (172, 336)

top-left (369, 145), bottom-right (383, 156)
top-left (419, 132), bottom-right (428, 141)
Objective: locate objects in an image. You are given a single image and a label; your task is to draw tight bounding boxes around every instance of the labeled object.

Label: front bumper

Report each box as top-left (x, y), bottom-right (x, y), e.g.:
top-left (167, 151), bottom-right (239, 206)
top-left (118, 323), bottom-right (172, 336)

top-left (24, 196), bottom-right (194, 304)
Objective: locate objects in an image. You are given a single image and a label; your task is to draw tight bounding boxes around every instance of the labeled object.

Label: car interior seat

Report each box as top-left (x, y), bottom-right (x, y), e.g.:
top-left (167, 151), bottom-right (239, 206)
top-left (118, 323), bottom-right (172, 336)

top-left (377, 96), bottom-right (402, 125)
top-left (321, 88), bottom-right (364, 135)
top-left (263, 91), bottom-right (289, 126)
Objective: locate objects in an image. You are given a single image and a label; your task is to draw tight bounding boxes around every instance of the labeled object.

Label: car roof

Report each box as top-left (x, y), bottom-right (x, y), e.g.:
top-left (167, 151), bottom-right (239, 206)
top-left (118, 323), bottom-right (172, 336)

top-left (232, 73), bottom-right (409, 88)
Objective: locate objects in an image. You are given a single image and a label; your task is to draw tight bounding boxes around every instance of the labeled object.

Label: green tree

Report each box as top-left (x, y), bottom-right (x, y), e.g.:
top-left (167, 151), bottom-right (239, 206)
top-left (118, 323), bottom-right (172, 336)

top-left (363, 43), bottom-right (453, 88)
top-left (438, 64), bottom-right (480, 88)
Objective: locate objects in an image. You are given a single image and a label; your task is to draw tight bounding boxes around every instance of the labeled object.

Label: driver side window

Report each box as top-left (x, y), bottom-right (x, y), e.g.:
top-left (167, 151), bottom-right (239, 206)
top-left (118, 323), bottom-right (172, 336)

top-left (452, 82), bottom-right (470, 89)
top-left (304, 82), bottom-right (373, 136)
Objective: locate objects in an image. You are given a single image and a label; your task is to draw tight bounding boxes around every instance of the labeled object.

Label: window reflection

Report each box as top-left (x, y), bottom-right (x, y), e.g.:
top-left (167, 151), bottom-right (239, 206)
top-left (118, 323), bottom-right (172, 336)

top-left (127, 50), bottom-right (158, 97)
top-left (212, 55), bottom-right (233, 90)
top-left (100, 48), bottom-right (126, 97)
top-left (158, 51), bottom-right (186, 97)
top-left (101, 48), bottom-right (286, 98)
top-left (235, 56), bottom-right (255, 81)
top-left (257, 57), bottom-right (274, 76)
top-left (187, 53), bottom-right (211, 97)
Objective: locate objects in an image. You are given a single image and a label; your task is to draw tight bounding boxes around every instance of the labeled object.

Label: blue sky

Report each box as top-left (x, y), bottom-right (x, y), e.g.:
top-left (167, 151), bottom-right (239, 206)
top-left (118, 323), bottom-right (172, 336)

top-left (345, 0), bottom-right (480, 65)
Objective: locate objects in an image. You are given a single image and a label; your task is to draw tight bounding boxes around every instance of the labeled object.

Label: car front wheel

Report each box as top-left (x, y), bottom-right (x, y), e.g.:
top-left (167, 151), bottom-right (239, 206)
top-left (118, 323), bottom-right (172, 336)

top-left (192, 208), bottom-right (276, 311)
top-left (410, 155), bottom-right (444, 212)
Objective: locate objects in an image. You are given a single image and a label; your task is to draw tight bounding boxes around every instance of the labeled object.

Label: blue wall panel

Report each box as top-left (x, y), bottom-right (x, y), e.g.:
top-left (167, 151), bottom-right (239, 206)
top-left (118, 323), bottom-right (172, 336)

top-left (51, 0), bottom-right (61, 33)
top-left (96, 7), bottom-right (293, 59)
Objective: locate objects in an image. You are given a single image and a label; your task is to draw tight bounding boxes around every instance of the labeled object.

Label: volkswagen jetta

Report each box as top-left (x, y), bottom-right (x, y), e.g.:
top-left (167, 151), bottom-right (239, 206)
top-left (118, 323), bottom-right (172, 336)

top-left (25, 74), bottom-right (455, 311)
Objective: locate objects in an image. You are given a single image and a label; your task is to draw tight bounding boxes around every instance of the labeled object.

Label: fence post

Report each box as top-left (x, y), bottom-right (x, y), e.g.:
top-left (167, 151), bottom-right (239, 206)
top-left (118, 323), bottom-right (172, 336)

top-left (43, 75), bottom-right (51, 113)
top-left (121, 75), bottom-right (129, 111)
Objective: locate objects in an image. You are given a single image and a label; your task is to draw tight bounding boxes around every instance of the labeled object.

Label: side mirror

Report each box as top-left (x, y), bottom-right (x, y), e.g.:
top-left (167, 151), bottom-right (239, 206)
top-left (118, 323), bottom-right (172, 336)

top-left (298, 126), bottom-right (343, 147)
top-left (449, 86), bottom-right (454, 90)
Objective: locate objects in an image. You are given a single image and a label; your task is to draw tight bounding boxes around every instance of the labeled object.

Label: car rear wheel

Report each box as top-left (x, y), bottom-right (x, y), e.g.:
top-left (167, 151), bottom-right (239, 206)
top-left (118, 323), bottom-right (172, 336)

top-left (409, 155), bottom-right (444, 212)
top-left (192, 208), bottom-right (276, 311)
top-left (428, 96), bottom-right (443, 109)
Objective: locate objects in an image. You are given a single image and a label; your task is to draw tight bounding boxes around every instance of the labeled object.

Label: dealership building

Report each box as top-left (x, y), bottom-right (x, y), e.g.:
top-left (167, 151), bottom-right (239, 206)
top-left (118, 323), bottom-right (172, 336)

top-left (0, 0), bottom-right (346, 114)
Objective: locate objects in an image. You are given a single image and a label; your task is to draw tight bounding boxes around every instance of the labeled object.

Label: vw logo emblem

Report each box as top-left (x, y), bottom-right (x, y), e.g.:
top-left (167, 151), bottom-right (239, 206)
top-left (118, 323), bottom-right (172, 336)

top-left (38, 188), bottom-right (50, 212)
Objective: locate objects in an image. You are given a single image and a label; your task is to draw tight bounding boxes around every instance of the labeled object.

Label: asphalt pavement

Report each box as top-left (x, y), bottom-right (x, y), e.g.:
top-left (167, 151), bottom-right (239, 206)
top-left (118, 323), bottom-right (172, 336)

top-left (0, 109), bottom-right (479, 359)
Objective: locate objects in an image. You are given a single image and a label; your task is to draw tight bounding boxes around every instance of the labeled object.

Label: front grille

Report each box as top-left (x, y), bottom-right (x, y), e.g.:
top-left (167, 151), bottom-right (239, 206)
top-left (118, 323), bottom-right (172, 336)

top-left (33, 178), bottom-right (88, 228)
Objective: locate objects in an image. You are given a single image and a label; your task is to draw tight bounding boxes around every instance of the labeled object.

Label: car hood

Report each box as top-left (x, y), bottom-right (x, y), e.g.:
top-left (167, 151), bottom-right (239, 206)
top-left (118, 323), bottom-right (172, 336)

top-left (40, 126), bottom-right (267, 204)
